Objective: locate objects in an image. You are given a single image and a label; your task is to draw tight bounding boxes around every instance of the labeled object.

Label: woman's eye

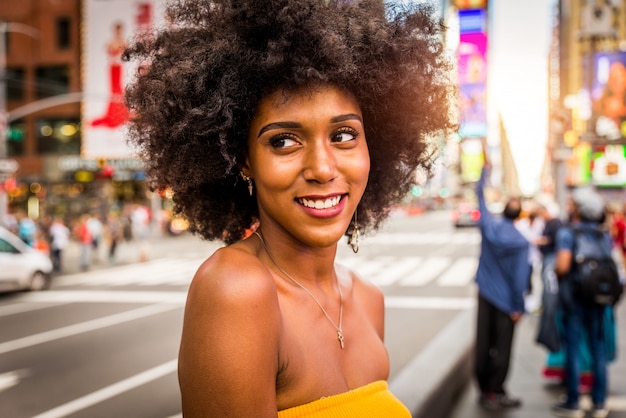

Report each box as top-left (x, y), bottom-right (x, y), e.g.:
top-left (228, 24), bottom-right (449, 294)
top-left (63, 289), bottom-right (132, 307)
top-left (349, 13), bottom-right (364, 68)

top-left (269, 134), bottom-right (299, 149)
top-left (332, 129), bottom-right (359, 143)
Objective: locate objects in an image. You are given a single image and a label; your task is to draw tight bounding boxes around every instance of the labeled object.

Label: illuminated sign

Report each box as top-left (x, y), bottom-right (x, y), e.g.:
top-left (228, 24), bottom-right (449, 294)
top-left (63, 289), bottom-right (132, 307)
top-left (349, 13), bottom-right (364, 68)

top-left (590, 51), bottom-right (626, 140)
top-left (591, 144), bottom-right (626, 187)
top-left (458, 9), bottom-right (487, 139)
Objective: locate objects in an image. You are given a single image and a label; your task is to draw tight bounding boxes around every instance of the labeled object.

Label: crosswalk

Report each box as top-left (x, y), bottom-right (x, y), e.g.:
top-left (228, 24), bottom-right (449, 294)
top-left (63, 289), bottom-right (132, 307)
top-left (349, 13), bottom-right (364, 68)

top-left (357, 231), bottom-right (480, 246)
top-left (53, 230), bottom-right (481, 289)
top-left (338, 255), bottom-right (477, 287)
top-left (54, 254), bottom-right (478, 289)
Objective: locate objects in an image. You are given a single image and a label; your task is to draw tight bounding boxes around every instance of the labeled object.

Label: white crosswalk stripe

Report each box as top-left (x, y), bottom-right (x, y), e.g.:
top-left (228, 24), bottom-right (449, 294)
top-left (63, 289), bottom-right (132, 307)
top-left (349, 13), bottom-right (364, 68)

top-left (399, 256), bottom-right (449, 286)
top-left (437, 258), bottom-right (478, 287)
top-left (55, 258), bottom-right (202, 287)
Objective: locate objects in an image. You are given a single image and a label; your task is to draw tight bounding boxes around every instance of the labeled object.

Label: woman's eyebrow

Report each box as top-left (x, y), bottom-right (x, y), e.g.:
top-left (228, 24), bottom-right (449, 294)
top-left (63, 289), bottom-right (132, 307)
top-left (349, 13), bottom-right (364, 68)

top-left (257, 113), bottom-right (363, 138)
top-left (331, 113), bottom-right (362, 124)
top-left (257, 121), bottom-right (301, 138)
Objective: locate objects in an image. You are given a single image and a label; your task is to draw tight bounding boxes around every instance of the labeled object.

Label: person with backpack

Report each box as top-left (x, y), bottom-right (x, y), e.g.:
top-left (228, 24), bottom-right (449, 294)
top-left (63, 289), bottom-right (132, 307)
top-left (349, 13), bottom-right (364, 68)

top-left (552, 187), bottom-right (618, 418)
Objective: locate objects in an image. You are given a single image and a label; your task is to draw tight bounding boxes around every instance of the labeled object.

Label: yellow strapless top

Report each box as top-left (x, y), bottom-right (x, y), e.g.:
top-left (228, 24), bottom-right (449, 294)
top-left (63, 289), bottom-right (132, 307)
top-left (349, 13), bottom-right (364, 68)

top-left (277, 380), bottom-right (411, 418)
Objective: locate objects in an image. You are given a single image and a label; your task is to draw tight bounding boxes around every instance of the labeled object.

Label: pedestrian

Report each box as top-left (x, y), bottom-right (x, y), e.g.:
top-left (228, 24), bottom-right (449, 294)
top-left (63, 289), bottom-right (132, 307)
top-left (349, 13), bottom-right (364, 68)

top-left (49, 216), bottom-right (70, 272)
top-left (123, 0), bottom-right (457, 415)
top-left (16, 210), bottom-right (37, 247)
top-left (534, 202), bottom-right (564, 353)
top-left (515, 203), bottom-right (545, 313)
top-left (130, 203), bottom-right (150, 262)
top-left (73, 214), bottom-right (92, 271)
top-left (87, 213), bottom-right (104, 262)
top-left (608, 202), bottom-right (626, 274)
top-left (105, 211), bottom-right (122, 264)
top-left (473, 163), bottom-right (530, 411)
top-left (552, 187), bottom-right (612, 418)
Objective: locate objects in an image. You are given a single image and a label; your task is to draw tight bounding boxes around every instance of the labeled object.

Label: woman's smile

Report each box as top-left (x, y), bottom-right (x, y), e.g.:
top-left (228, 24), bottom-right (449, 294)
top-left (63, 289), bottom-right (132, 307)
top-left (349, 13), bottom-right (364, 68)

top-left (296, 194), bottom-right (347, 218)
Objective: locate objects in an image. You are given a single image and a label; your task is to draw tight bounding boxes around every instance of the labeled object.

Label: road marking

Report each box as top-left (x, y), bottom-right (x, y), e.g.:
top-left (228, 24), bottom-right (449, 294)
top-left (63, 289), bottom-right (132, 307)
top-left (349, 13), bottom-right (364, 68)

top-left (369, 257), bottom-right (423, 287)
top-left (0, 369), bottom-right (28, 393)
top-left (0, 303), bottom-right (180, 354)
top-left (55, 258), bottom-right (202, 287)
top-left (360, 231), bottom-right (480, 246)
top-left (10, 289), bottom-right (476, 312)
top-left (437, 258), bottom-right (478, 286)
top-left (399, 257), bottom-right (449, 286)
top-left (31, 359), bottom-right (178, 418)
top-left (0, 302), bottom-right (69, 317)
top-left (385, 296), bottom-right (475, 310)
top-left (15, 290), bottom-right (186, 304)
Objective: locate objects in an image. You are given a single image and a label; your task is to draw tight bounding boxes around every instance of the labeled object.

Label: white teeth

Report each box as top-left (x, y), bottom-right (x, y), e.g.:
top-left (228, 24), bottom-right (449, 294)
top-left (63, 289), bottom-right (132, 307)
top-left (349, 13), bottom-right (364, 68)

top-left (299, 196), bottom-right (341, 209)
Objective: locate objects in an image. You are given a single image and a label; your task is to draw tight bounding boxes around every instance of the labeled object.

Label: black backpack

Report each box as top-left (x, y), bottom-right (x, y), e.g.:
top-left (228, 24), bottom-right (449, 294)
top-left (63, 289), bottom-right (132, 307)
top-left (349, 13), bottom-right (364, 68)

top-left (572, 227), bottom-right (623, 306)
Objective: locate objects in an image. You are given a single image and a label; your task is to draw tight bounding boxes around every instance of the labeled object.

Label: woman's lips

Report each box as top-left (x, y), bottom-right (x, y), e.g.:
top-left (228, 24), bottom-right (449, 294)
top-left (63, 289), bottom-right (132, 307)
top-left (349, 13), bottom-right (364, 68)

top-left (296, 194), bottom-right (347, 218)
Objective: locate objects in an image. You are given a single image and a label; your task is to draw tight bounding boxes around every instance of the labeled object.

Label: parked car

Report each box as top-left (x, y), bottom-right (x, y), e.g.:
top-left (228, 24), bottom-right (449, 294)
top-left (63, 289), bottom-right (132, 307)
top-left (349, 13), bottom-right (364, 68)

top-left (0, 226), bottom-right (53, 292)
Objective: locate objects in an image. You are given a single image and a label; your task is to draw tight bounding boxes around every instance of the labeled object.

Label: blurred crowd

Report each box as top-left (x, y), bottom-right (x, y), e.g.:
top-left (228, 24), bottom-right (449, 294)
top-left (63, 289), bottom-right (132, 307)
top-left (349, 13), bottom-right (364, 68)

top-left (2, 202), bottom-right (155, 273)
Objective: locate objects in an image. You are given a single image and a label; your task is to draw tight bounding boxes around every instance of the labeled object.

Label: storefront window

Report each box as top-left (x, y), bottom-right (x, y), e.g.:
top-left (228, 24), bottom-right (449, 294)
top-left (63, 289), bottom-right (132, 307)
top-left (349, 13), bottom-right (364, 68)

top-left (36, 118), bottom-right (81, 155)
top-left (35, 66), bottom-right (70, 98)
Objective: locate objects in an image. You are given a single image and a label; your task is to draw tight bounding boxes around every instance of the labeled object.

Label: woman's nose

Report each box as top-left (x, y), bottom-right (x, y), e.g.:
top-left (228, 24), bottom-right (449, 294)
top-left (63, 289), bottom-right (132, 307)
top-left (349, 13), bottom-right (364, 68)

top-left (302, 141), bottom-right (338, 183)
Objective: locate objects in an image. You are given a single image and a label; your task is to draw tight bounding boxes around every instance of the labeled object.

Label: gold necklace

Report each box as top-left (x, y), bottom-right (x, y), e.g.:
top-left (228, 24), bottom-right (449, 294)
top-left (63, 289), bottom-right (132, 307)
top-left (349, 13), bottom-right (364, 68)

top-left (254, 231), bottom-right (344, 349)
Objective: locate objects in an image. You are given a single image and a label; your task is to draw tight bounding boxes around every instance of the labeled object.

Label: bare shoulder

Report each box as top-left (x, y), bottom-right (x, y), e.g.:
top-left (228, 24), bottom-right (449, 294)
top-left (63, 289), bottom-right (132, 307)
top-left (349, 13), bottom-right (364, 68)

top-left (189, 245), bottom-right (277, 304)
top-left (179, 245), bottom-right (281, 416)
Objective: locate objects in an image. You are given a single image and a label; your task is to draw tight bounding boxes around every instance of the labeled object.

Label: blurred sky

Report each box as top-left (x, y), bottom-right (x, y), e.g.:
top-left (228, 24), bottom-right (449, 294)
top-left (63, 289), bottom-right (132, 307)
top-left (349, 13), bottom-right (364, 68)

top-left (488, 0), bottom-right (553, 196)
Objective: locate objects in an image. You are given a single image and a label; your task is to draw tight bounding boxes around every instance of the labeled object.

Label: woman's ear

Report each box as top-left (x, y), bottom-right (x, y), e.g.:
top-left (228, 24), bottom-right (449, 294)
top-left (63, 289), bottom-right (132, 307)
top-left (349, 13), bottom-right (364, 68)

top-left (239, 161), bottom-right (251, 178)
top-left (238, 149), bottom-right (252, 177)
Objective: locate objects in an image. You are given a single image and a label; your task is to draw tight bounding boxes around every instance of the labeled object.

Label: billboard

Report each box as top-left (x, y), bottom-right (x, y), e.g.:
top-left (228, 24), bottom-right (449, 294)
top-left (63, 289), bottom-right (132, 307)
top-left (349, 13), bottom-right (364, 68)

top-left (458, 8), bottom-right (488, 139)
top-left (590, 51), bottom-right (626, 140)
top-left (460, 137), bottom-right (484, 183)
top-left (591, 143), bottom-right (626, 187)
top-left (82, 0), bottom-right (166, 159)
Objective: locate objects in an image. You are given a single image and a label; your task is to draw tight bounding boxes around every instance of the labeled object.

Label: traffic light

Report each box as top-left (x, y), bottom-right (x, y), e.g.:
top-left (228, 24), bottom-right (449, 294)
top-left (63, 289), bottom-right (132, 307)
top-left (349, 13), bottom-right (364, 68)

top-left (6, 126), bottom-right (24, 142)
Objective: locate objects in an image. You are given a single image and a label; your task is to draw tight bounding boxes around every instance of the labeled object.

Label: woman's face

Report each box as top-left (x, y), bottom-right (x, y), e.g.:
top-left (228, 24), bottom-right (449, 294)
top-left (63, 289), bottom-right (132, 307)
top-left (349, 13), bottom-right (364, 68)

top-left (245, 85), bottom-right (370, 248)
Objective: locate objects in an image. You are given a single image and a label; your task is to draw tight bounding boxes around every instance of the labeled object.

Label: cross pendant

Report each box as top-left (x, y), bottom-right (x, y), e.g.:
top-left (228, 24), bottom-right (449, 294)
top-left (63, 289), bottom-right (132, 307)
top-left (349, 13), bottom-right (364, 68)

top-left (337, 330), bottom-right (344, 349)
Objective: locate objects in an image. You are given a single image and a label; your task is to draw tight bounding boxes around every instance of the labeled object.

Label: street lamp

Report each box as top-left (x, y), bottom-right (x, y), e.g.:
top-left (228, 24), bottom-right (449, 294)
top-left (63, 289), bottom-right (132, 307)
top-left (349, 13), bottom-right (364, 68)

top-left (0, 21), bottom-right (39, 228)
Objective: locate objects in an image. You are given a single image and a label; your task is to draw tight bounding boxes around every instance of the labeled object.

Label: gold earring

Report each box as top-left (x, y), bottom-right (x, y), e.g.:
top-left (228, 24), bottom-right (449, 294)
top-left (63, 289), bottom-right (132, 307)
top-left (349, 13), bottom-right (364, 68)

top-left (349, 209), bottom-right (359, 253)
top-left (240, 172), bottom-right (253, 196)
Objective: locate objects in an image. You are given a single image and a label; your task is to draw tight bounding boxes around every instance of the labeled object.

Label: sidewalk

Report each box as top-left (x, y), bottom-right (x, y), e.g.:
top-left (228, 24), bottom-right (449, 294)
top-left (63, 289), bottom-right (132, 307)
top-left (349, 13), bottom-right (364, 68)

top-left (448, 302), bottom-right (626, 418)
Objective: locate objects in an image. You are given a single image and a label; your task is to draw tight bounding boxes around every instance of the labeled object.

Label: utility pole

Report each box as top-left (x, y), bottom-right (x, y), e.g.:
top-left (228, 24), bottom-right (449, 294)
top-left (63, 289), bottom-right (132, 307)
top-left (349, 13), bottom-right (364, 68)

top-left (0, 21), bottom-right (38, 227)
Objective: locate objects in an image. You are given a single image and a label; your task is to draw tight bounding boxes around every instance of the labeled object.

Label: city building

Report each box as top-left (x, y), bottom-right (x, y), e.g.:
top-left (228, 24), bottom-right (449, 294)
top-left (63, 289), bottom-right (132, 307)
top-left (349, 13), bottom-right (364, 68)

top-left (1, 0), bottom-right (151, 225)
top-left (551, 0), bottom-right (626, 206)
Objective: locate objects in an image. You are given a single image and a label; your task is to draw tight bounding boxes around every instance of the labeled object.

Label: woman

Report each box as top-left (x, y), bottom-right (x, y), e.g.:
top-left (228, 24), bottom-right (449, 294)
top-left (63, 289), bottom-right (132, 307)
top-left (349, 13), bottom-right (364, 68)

top-left (123, 0), bottom-right (456, 416)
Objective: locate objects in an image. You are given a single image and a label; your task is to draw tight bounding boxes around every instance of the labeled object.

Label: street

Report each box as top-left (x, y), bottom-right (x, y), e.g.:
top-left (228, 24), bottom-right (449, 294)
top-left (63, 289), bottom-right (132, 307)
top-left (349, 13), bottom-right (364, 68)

top-left (0, 210), bottom-right (480, 418)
